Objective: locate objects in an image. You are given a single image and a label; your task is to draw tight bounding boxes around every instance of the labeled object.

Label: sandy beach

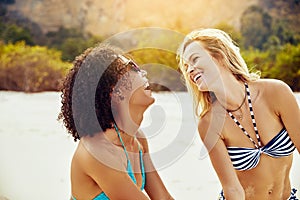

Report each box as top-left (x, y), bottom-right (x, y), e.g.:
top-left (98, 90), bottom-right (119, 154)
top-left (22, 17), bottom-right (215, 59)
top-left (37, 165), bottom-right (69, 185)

top-left (0, 91), bottom-right (299, 200)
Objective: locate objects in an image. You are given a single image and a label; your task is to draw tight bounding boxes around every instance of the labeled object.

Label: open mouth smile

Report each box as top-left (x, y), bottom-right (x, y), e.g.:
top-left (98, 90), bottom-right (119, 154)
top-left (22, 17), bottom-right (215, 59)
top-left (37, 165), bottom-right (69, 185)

top-left (193, 73), bottom-right (202, 83)
top-left (144, 82), bottom-right (151, 90)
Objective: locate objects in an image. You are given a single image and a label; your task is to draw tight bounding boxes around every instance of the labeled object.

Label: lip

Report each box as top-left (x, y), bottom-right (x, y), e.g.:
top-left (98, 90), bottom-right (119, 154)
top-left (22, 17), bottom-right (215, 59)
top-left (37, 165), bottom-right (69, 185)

top-left (143, 82), bottom-right (151, 90)
top-left (191, 72), bottom-right (203, 83)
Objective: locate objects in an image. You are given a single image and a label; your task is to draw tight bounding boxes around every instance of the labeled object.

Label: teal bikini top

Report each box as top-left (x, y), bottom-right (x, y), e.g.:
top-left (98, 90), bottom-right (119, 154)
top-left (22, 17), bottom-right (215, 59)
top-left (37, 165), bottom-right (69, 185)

top-left (72, 124), bottom-right (146, 200)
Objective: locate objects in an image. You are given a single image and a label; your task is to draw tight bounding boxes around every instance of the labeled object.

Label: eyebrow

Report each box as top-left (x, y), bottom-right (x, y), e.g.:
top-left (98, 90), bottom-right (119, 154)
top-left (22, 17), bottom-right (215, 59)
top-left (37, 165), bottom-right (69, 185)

top-left (190, 53), bottom-right (198, 59)
top-left (184, 53), bottom-right (199, 66)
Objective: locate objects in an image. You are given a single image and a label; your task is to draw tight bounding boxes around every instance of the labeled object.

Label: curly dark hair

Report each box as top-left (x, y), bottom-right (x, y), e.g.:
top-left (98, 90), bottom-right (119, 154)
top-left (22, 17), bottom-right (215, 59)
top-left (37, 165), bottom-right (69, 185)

top-left (58, 43), bottom-right (132, 141)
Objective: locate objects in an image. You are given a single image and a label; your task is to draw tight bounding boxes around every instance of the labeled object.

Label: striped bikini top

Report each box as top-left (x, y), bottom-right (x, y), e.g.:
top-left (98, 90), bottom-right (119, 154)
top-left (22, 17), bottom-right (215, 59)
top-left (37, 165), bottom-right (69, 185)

top-left (226, 83), bottom-right (295, 171)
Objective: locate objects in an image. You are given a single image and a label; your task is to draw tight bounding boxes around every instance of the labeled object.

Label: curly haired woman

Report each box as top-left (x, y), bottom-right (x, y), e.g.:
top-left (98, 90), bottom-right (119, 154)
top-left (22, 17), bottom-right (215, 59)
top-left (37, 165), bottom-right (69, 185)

top-left (59, 43), bottom-right (173, 200)
top-left (177, 28), bottom-right (299, 200)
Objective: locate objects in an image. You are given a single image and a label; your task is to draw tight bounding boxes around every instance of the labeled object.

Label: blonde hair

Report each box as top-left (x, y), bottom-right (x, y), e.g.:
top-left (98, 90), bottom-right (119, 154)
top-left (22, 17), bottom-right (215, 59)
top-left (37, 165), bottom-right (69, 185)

top-left (177, 28), bottom-right (260, 118)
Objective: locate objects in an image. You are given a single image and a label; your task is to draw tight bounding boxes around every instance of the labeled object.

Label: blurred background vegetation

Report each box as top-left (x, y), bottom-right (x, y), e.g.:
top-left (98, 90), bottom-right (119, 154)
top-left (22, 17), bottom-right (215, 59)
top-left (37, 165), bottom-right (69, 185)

top-left (0, 0), bottom-right (299, 92)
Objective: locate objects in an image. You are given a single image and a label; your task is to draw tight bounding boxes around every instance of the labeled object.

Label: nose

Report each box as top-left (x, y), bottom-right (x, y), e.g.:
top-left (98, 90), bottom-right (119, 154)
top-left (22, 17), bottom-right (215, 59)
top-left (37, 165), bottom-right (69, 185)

top-left (140, 69), bottom-right (147, 77)
top-left (186, 64), bottom-right (195, 74)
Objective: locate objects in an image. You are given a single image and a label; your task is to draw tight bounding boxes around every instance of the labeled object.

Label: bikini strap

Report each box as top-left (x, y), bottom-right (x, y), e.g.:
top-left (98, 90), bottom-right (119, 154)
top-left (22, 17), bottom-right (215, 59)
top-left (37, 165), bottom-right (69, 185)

top-left (137, 140), bottom-right (146, 190)
top-left (113, 123), bottom-right (130, 160)
top-left (113, 123), bottom-right (138, 184)
top-left (227, 82), bottom-right (262, 148)
top-left (113, 123), bottom-right (146, 189)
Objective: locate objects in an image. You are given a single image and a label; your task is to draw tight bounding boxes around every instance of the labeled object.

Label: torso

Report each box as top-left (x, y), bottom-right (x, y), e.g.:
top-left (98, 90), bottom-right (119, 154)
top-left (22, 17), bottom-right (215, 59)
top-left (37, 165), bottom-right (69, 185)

top-left (71, 129), bottom-right (145, 199)
top-left (211, 80), bottom-right (294, 199)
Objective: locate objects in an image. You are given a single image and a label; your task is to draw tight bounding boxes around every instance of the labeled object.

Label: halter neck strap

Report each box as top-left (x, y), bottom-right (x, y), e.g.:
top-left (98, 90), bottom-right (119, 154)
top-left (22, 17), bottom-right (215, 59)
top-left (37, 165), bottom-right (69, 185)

top-left (113, 123), bottom-right (145, 189)
top-left (227, 82), bottom-right (262, 148)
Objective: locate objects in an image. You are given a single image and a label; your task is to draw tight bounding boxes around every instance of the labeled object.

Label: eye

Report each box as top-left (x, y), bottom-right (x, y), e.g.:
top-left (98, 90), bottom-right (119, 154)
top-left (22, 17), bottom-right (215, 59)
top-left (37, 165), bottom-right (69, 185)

top-left (192, 56), bottom-right (200, 64)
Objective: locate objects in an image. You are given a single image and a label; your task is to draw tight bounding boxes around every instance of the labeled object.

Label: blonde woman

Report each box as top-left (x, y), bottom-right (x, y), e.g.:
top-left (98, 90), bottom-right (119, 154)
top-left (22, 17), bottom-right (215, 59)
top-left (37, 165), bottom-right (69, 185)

top-left (177, 28), bottom-right (299, 199)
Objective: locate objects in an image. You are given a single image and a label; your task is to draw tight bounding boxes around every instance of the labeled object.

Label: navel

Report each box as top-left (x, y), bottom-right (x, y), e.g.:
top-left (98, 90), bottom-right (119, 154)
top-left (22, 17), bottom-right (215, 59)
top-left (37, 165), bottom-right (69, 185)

top-left (268, 189), bottom-right (273, 195)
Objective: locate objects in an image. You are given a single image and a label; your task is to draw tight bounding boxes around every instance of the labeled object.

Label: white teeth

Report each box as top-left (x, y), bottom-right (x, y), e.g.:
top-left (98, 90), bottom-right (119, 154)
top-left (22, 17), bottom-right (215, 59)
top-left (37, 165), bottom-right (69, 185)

top-left (193, 73), bottom-right (202, 83)
top-left (144, 82), bottom-right (150, 89)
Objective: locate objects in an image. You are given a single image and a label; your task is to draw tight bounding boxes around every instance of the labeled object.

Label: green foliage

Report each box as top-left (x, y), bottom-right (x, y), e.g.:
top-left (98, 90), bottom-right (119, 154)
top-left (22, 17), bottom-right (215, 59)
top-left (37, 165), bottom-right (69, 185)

top-left (271, 44), bottom-right (300, 90)
top-left (0, 41), bottom-right (71, 92)
top-left (258, 0), bottom-right (300, 35)
top-left (0, 0), bottom-right (40, 45)
top-left (271, 19), bottom-right (300, 46)
top-left (45, 27), bottom-right (102, 62)
top-left (0, 23), bottom-right (34, 45)
top-left (242, 48), bottom-right (270, 77)
top-left (242, 44), bottom-right (300, 91)
top-left (240, 5), bottom-right (272, 50)
top-left (129, 30), bottom-right (186, 91)
top-left (0, 21), bottom-right (102, 61)
top-left (45, 27), bottom-right (85, 48)
top-left (0, 1), bottom-right (299, 92)
top-left (240, 1), bottom-right (300, 51)
top-left (59, 36), bottom-right (102, 62)
top-left (131, 49), bottom-right (185, 91)
top-left (238, 2), bottom-right (300, 91)
top-left (214, 22), bottom-right (243, 47)
top-left (0, 20), bottom-right (5, 35)
top-left (60, 38), bottom-right (85, 61)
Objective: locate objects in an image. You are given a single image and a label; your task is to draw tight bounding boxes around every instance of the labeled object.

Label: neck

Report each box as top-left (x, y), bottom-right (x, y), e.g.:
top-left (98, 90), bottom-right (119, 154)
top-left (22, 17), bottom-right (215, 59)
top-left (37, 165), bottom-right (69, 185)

top-left (214, 78), bottom-right (246, 111)
top-left (113, 104), bottom-right (146, 144)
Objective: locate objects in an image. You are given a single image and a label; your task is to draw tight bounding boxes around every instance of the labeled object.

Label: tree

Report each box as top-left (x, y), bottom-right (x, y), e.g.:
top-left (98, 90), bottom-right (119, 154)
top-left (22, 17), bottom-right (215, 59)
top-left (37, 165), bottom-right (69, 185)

top-left (45, 27), bottom-right (102, 61)
top-left (1, 24), bottom-right (34, 45)
top-left (240, 5), bottom-right (272, 50)
top-left (271, 19), bottom-right (299, 45)
top-left (214, 22), bottom-right (243, 48)
top-left (0, 41), bottom-right (71, 92)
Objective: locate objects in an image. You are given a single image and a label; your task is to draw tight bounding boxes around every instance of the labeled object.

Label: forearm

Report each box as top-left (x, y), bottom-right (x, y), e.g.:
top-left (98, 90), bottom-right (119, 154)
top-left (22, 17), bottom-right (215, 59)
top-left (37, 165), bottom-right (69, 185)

top-left (144, 171), bottom-right (174, 200)
top-left (145, 183), bottom-right (173, 200)
top-left (223, 186), bottom-right (245, 200)
top-left (147, 192), bottom-right (174, 200)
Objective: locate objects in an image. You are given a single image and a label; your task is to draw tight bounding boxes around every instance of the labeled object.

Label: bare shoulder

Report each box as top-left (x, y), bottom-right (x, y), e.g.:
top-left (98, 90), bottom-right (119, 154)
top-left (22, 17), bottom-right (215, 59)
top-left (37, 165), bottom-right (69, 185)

top-left (253, 79), bottom-right (294, 112)
top-left (254, 79), bottom-right (292, 95)
top-left (73, 140), bottom-right (92, 163)
top-left (71, 140), bottom-right (97, 174)
top-left (78, 133), bottom-right (127, 172)
top-left (198, 106), bottom-right (224, 149)
top-left (198, 110), bottom-right (212, 140)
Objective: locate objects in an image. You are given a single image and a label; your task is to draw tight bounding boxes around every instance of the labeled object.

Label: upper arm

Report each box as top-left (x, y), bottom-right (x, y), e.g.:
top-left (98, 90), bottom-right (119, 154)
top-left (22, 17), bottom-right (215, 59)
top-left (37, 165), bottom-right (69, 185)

top-left (205, 135), bottom-right (241, 188)
top-left (137, 131), bottom-right (174, 200)
top-left (82, 145), bottom-right (150, 200)
top-left (272, 80), bottom-right (300, 153)
top-left (198, 114), bottom-right (244, 198)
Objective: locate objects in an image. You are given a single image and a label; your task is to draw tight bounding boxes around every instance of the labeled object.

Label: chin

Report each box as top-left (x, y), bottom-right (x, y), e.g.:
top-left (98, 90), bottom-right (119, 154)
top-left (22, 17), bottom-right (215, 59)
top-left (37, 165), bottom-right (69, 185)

top-left (197, 84), bottom-right (208, 91)
top-left (144, 95), bottom-right (155, 107)
top-left (149, 96), bottom-right (155, 105)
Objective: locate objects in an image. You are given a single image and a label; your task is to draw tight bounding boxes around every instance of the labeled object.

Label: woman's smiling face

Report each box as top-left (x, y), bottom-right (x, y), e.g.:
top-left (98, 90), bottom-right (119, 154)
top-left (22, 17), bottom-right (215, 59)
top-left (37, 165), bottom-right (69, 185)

top-left (183, 41), bottom-right (222, 92)
top-left (111, 59), bottom-right (154, 107)
top-left (128, 69), bottom-right (155, 107)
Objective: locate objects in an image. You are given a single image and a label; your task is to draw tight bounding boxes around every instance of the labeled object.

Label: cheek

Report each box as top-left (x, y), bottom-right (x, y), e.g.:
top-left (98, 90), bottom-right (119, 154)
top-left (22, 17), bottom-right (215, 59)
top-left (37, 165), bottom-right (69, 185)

top-left (130, 87), bottom-right (154, 105)
top-left (129, 88), bottom-right (144, 103)
top-left (204, 59), bottom-right (221, 76)
top-left (130, 73), bottom-right (146, 92)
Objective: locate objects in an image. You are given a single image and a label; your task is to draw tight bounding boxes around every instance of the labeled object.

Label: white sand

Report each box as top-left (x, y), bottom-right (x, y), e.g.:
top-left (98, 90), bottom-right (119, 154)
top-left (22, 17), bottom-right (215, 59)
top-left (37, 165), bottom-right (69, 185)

top-left (0, 91), bottom-right (299, 200)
